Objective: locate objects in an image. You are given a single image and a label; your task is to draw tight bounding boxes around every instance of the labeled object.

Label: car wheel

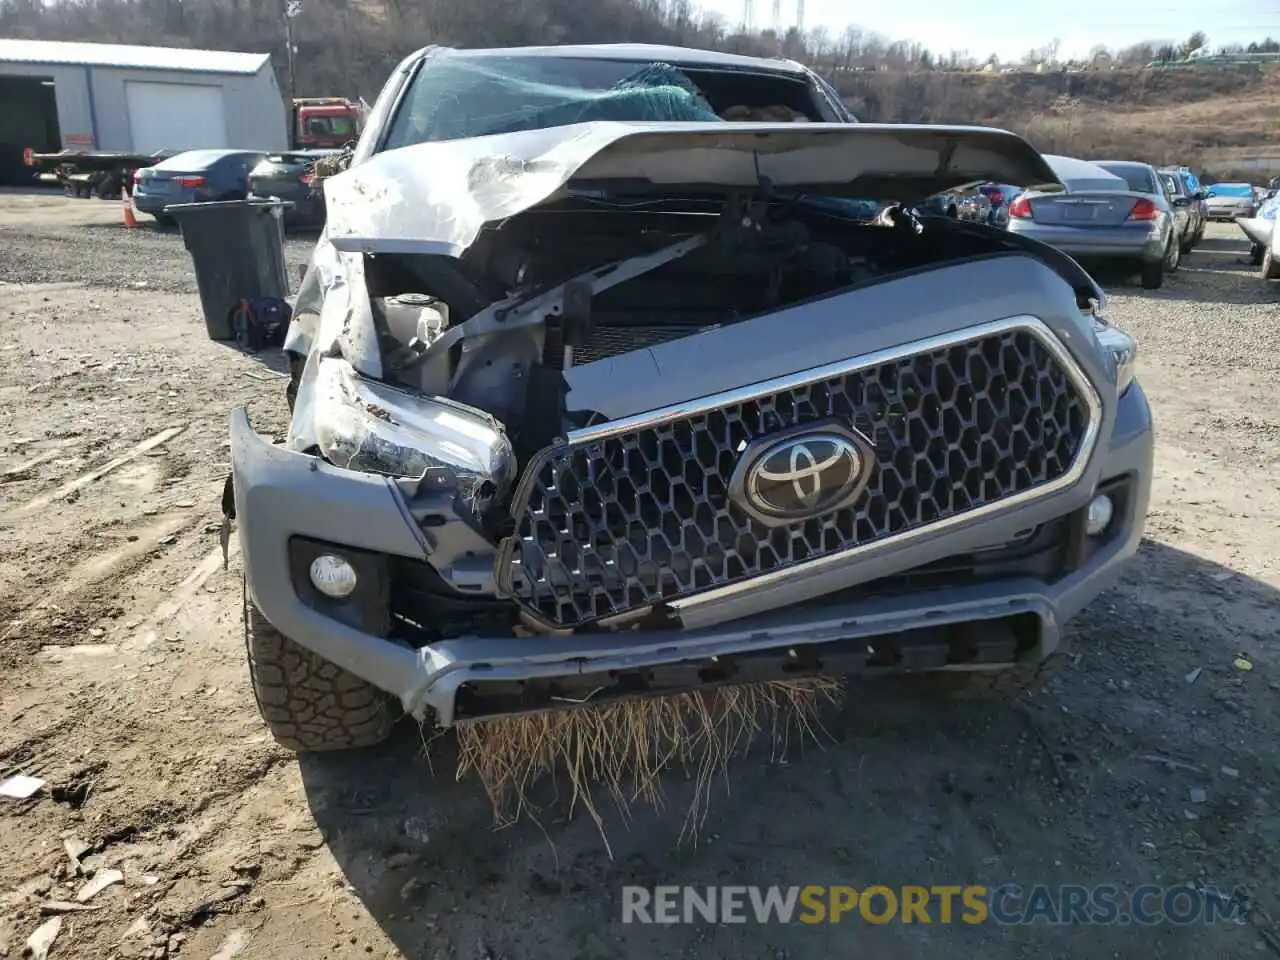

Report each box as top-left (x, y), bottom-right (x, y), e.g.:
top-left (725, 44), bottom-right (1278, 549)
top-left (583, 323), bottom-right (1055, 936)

top-left (1263, 247), bottom-right (1280, 281)
top-left (1249, 243), bottom-right (1265, 266)
top-left (152, 213), bottom-right (175, 228)
top-left (1179, 233), bottom-right (1195, 255)
top-left (1165, 237), bottom-right (1181, 273)
top-left (1140, 257), bottom-right (1165, 290)
top-left (244, 594), bottom-right (398, 752)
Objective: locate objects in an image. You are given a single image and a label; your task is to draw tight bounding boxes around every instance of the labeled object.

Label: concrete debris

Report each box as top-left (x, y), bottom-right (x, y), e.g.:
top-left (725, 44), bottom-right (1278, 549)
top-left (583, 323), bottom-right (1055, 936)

top-left (1189, 787), bottom-right (1208, 804)
top-left (26, 916), bottom-right (62, 960)
top-left (0, 774), bottom-right (45, 799)
top-left (76, 867), bottom-right (124, 902)
top-left (210, 929), bottom-right (249, 960)
top-left (40, 900), bottom-right (101, 915)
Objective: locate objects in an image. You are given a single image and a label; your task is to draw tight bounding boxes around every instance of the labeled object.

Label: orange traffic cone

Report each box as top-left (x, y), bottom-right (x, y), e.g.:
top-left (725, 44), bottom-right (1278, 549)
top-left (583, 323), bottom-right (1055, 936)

top-left (122, 186), bottom-right (137, 228)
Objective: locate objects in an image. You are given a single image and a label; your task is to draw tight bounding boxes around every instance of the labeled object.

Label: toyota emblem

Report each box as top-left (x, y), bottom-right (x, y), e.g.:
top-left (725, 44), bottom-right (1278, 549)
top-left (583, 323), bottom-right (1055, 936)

top-left (728, 422), bottom-right (875, 527)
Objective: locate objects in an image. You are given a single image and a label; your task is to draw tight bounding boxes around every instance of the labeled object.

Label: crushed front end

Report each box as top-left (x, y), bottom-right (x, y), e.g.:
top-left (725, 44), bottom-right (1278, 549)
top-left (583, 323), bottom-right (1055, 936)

top-left (230, 122), bottom-right (1152, 732)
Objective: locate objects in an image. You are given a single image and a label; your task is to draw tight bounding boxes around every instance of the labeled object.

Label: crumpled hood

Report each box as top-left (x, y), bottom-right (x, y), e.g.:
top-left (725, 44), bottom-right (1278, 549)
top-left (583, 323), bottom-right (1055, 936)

top-left (323, 120), bottom-right (1061, 257)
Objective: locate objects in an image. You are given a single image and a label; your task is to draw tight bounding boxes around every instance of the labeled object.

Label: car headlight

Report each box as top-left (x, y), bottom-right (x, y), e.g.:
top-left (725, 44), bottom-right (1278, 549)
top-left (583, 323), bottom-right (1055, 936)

top-left (297, 356), bottom-right (516, 508)
top-left (1093, 319), bottom-right (1137, 396)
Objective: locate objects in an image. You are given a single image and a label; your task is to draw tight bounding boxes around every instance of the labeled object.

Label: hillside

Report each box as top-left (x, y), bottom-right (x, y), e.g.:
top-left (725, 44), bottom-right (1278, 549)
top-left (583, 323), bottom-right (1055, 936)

top-left (2, 0), bottom-right (1277, 177)
top-left (837, 64), bottom-right (1280, 178)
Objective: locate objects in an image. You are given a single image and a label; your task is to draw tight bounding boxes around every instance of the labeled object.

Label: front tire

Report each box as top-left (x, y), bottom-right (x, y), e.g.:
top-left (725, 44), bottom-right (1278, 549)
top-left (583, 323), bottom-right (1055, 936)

top-left (1263, 246), bottom-right (1280, 281)
top-left (1139, 256), bottom-right (1165, 290)
top-left (245, 598), bottom-right (397, 752)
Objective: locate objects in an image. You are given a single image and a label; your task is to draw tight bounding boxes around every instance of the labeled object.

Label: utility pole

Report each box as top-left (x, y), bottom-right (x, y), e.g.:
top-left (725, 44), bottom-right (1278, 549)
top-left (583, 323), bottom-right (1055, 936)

top-left (282, 0), bottom-right (302, 144)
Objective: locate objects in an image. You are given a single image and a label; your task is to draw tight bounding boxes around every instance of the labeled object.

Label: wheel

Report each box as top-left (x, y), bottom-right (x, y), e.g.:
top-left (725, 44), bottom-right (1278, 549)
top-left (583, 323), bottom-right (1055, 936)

top-left (152, 213), bottom-right (175, 227)
top-left (1165, 236), bottom-right (1181, 273)
top-left (244, 596), bottom-right (398, 751)
top-left (1249, 243), bottom-right (1265, 266)
top-left (1179, 234), bottom-right (1194, 255)
top-left (1263, 246), bottom-right (1280, 281)
top-left (1139, 256), bottom-right (1164, 290)
top-left (285, 352), bottom-right (304, 412)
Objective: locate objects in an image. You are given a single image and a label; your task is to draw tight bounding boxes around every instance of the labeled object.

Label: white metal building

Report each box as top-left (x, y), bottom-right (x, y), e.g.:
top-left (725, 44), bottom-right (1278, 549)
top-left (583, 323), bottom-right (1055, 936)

top-left (0, 38), bottom-right (289, 154)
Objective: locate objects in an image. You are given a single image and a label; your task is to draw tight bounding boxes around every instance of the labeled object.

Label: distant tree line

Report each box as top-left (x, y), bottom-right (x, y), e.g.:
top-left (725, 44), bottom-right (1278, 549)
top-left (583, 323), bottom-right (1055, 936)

top-left (1, 0), bottom-right (1276, 100)
top-left (1, 0), bottom-right (1275, 177)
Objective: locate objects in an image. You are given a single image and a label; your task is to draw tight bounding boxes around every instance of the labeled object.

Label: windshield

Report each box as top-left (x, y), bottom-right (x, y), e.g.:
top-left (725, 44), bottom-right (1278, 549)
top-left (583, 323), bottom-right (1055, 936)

top-left (1098, 163), bottom-right (1157, 193)
top-left (1210, 183), bottom-right (1253, 197)
top-left (1065, 177), bottom-right (1127, 193)
top-left (383, 54), bottom-right (818, 150)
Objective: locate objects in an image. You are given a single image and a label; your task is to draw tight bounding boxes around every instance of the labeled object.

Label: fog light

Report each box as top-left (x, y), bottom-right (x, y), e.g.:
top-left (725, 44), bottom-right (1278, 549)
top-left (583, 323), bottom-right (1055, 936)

top-left (309, 554), bottom-right (357, 599)
top-left (1086, 494), bottom-right (1114, 537)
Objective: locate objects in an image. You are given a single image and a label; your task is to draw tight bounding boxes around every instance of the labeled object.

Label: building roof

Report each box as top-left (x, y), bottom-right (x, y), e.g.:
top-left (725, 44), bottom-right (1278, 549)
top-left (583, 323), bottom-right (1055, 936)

top-left (0, 38), bottom-right (270, 75)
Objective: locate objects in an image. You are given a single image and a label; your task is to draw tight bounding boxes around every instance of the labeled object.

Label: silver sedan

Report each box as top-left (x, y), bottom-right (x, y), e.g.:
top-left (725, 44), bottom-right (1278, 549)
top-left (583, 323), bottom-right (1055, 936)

top-left (1006, 155), bottom-right (1180, 290)
top-left (1205, 183), bottom-right (1257, 221)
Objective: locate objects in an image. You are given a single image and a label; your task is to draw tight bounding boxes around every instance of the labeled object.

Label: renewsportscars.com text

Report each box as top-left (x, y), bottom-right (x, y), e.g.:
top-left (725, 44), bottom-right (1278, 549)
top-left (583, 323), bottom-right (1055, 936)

top-left (621, 884), bottom-right (1248, 926)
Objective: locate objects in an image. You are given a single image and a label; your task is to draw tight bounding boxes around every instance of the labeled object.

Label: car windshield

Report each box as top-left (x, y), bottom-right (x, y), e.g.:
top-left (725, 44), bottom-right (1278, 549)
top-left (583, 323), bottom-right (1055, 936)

top-left (1065, 177), bottom-right (1127, 193)
top-left (382, 54), bottom-right (815, 150)
top-left (1210, 183), bottom-right (1253, 197)
top-left (1098, 163), bottom-right (1157, 193)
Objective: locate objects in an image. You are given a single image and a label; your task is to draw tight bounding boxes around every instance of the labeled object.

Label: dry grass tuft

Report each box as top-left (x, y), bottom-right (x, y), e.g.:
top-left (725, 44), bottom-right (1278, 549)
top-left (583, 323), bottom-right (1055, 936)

top-left (452, 678), bottom-right (841, 856)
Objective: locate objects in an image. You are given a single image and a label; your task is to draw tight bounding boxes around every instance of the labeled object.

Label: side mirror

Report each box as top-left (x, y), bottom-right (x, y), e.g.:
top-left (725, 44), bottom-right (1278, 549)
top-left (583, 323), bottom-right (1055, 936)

top-left (1194, 190), bottom-right (1208, 200)
top-left (1172, 196), bottom-right (1191, 207)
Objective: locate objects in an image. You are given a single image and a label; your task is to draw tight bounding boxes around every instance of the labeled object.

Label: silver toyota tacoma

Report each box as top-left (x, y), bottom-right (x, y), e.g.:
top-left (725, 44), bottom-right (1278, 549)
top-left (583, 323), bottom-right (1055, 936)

top-left (225, 44), bottom-right (1152, 751)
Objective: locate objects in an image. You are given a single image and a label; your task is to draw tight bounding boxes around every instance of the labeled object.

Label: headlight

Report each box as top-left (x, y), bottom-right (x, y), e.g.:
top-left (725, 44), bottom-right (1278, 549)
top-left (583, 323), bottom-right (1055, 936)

top-left (297, 356), bottom-right (516, 507)
top-left (1093, 319), bottom-right (1137, 396)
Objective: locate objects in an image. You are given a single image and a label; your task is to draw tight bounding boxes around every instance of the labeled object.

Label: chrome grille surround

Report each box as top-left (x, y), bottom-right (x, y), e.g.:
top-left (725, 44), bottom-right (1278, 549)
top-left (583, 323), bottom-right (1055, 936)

top-left (495, 316), bottom-right (1103, 629)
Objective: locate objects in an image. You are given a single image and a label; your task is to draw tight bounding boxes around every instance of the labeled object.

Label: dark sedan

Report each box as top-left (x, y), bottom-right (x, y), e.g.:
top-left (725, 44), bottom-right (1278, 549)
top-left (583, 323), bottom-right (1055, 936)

top-left (248, 149), bottom-right (339, 226)
top-left (132, 149), bottom-right (266, 224)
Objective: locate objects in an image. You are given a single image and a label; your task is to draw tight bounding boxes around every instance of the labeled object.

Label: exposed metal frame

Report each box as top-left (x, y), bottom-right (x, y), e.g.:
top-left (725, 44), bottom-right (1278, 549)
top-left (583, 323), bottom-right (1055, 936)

top-left (510, 314), bottom-right (1104, 620)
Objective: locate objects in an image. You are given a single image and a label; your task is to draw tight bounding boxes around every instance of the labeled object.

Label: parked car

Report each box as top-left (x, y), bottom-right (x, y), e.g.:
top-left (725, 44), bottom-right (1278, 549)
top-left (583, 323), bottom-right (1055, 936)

top-left (1237, 189), bottom-right (1280, 274)
top-left (1095, 160), bottom-right (1195, 254)
top-left (1007, 155), bottom-right (1181, 289)
top-left (1158, 168), bottom-right (1207, 249)
top-left (224, 43), bottom-right (1149, 755)
top-left (956, 187), bottom-right (992, 223)
top-left (248, 149), bottom-right (340, 226)
top-left (132, 149), bottom-right (266, 225)
top-left (978, 182), bottom-right (1021, 227)
top-left (1204, 182), bottom-right (1257, 221)
top-left (916, 193), bottom-right (961, 218)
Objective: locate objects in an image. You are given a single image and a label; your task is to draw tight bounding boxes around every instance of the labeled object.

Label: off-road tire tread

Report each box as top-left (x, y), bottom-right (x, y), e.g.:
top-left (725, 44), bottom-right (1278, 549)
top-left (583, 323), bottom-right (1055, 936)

top-left (1262, 247), bottom-right (1280, 281)
top-left (245, 599), bottom-right (396, 751)
top-left (1139, 259), bottom-right (1164, 290)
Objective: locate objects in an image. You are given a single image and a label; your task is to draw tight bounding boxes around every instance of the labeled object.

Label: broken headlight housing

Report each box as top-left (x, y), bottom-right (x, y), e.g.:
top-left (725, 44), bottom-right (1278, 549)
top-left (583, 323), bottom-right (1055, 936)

top-left (296, 357), bottom-right (516, 504)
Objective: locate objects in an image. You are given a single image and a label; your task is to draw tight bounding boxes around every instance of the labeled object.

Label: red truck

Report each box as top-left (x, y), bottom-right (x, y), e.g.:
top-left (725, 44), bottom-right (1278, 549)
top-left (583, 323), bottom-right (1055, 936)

top-left (292, 98), bottom-right (365, 150)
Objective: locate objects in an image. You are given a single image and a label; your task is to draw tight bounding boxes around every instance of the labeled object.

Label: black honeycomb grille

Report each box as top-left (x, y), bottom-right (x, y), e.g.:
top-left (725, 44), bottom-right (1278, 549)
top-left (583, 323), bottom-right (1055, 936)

top-left (497, 327), bottom-right (1094, 628)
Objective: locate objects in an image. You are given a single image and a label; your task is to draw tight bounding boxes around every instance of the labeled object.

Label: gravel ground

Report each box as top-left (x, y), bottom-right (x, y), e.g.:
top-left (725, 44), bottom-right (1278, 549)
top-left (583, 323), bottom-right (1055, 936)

top-left (0, 194), bottom-right (1278, 960)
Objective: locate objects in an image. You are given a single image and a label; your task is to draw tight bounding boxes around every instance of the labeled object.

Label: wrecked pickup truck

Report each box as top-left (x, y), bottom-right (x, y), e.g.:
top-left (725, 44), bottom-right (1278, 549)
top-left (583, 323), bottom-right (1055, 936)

top-left (225, 44), bottom-right (1151, 751)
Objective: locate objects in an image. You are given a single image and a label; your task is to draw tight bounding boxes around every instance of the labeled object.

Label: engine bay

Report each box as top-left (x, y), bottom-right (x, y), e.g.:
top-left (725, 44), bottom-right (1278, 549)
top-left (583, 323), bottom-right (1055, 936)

top-left (354, 195), bottom-right (1070, 451)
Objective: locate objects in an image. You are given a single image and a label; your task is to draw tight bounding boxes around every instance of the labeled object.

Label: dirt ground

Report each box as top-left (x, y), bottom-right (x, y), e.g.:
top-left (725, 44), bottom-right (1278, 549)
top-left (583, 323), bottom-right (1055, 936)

top-left (0, 192), bottom-right (1278, 960)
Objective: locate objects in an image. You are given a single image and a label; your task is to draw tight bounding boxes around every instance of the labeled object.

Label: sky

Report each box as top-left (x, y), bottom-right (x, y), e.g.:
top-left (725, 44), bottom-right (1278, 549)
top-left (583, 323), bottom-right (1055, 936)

top-left (699, 0), bottom-right (1276, 62)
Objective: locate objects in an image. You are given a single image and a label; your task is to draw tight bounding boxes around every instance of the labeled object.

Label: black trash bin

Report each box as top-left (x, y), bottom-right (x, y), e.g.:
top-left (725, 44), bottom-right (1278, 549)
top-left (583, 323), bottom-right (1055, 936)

top-left (166, 198), bottom-right (293, 341)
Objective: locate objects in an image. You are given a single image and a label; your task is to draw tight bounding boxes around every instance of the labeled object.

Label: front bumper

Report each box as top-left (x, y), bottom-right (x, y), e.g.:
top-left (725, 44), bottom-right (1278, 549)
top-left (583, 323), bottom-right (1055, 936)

top-left (1208, 205), bottom-right (1254, 221)
top-left (231, 372), bottom-right (1154, 727)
